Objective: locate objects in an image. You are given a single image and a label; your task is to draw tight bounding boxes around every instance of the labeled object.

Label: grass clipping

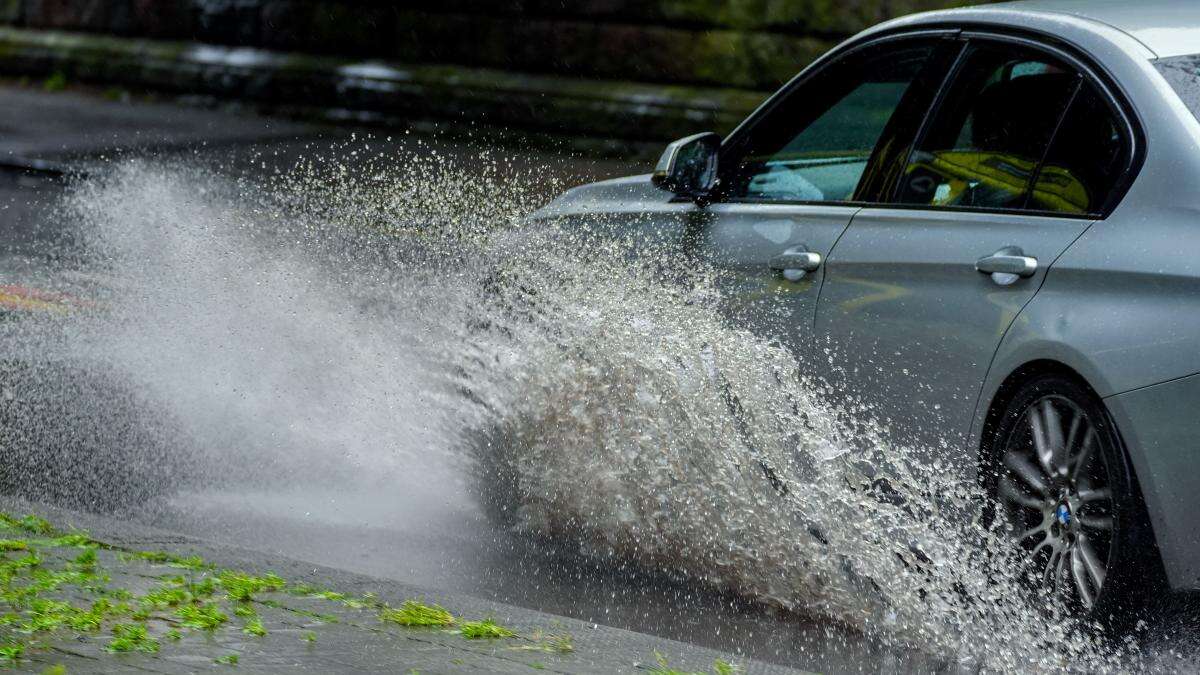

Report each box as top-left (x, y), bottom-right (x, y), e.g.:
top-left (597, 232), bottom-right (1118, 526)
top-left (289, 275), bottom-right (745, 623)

top-left (379, 600), bottom-right (455, 627)
top-left (460, 619), bottom-right (516, 639)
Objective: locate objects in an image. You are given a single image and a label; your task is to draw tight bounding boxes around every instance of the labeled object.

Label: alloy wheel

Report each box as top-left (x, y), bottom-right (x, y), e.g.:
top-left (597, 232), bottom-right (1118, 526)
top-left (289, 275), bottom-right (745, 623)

top-left (997, 395), bottom-right (1114, 611)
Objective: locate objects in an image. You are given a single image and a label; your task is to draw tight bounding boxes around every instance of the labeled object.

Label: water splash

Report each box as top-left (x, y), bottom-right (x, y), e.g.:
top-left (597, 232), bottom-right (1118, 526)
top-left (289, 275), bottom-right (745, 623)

top-left (3, 145), bottom-right (1159, 671)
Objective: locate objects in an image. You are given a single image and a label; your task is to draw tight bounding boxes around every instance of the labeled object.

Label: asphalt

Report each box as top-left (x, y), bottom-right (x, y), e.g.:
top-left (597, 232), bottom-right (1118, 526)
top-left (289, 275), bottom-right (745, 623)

top-left (0, 86), bottom-right (313, 161)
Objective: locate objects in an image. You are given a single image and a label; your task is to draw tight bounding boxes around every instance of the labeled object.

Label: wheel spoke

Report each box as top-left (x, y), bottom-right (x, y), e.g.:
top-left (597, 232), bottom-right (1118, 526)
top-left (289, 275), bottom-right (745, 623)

top-left (1071, 546), bottom-right (1096, 609)
top-left (1029, 404), bottom-right (1055, 476)
top-left (999, 476), bottom-right (1044, 510)
top-left (1078, 486), bottom-right (1112, 503)
top-left (1004, 451), bottom-right (1050, 498)
top-left (1076, 513), bottom-right (1113, 531)
top-left (1042, 400), bottom-right (1066, 475)
top-left (1057, 547), bottom-right (1071, 596)
top-left (1018, 524), bottom-right (1047, 543)
top-left (1044, 547), bottom-right (1063, 589)
top-left (1077, 535), bottom-right (1107, 589)
top-left (1063, 412), bottom-right (1083, 466)
top-left (1069, 427), bottom-right (1097, 482)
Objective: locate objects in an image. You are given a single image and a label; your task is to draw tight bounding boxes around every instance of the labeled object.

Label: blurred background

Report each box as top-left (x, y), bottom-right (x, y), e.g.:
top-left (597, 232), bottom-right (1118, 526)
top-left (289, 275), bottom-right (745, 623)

top-left (0, 0), bottom-right (983, 155)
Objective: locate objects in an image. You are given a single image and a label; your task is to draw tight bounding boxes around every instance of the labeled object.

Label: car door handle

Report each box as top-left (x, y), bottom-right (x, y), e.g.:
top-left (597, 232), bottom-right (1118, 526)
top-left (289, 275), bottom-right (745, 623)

top-left (769, 246), bottom-right (822, 282)
top-left (976, 246), bottom-right (1037, 285)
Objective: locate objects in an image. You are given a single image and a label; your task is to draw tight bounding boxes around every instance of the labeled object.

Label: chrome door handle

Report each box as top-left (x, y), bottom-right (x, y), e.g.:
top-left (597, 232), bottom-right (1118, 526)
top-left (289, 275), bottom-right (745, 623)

top-left (769, 246), bottom-right (822, 282)
top-left (976, 246), bottom-right (1037, 285)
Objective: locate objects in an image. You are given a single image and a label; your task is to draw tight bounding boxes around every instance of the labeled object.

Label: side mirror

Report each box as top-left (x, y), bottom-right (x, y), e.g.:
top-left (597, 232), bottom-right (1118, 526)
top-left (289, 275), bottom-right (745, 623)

top-left (651, 132), bottom-right (720, 198)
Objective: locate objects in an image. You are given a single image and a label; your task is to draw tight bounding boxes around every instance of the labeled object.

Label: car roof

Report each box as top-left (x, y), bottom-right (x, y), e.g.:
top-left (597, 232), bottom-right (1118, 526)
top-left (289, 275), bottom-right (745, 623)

top-left (978, 0), bottom-right (1200, 58)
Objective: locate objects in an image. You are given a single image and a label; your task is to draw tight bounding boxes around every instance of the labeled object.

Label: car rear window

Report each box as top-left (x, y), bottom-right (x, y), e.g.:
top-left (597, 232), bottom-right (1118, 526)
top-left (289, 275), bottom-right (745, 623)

top-left (1155, 54), bottom-right (1200, 122)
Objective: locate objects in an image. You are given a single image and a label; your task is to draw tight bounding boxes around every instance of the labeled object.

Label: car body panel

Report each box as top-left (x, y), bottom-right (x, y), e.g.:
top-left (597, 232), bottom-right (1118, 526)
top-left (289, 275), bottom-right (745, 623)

top-left (988, 0), bottom-right (1200, 58)
top-left (530, 174), bottom-right (702, 258)
top-left (815, 208), bottom-right (1094, 453)
top-left (1106, 374), bottom-right (1200, 588)
top-left (695, 203), bottom-right (858, 359)
top-left (532, 179), bottom-right (860, 360)
top-left (960, 11), bottom-right (1200, 589)
top-left (851, 2), bottom-right (1200, 589)
top-left (534, 174), bottom-right (677, 220)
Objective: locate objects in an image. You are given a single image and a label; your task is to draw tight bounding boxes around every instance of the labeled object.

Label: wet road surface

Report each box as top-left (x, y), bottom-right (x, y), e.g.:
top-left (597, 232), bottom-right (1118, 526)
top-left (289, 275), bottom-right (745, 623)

top-left (0, 85), bottom-right (1019, 673)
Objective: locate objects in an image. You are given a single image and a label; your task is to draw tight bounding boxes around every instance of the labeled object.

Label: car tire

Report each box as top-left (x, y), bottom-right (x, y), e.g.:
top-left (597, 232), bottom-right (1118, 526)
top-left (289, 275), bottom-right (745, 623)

top-left (983, 373), bottom-right (1165, 628)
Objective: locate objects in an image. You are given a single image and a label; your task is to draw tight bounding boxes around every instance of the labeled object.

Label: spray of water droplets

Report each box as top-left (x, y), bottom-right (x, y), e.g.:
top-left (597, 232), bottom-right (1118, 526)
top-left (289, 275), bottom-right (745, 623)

top-left (1, 143), bottom-right (1172, 672)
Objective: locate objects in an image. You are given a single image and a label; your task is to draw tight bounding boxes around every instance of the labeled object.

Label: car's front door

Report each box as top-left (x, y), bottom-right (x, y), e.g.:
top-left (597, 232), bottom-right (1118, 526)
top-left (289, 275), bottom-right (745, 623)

top-left (691, 34), bottom-right (958, 364)
top-left (814, 37), bottom-right (1134, 453)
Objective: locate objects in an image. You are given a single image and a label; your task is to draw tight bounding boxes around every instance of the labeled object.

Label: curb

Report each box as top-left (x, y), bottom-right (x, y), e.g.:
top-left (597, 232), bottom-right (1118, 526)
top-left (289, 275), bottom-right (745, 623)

top-left (0, 496), bottom-right (812, 674)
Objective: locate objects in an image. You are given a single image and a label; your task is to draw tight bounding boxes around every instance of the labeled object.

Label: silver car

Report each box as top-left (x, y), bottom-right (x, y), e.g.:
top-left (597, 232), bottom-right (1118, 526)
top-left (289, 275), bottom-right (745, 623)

top-left (530, 0), bottom-right (1200, 621)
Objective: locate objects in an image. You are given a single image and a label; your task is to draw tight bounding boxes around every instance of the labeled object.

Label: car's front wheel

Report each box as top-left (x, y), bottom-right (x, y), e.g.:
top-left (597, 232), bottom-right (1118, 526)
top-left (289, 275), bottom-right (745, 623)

top-left (986, 373), bottom-right (1163, 624)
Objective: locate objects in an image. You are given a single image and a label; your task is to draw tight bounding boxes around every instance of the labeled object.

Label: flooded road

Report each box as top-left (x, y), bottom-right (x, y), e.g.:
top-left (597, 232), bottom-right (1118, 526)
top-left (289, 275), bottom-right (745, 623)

top-left (3, 88), bottom-right (1199, 673)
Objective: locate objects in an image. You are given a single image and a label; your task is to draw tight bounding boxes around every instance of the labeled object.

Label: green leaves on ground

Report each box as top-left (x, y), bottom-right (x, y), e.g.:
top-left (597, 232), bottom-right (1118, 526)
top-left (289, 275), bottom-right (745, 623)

top-left (175, 602), bottom-right (228, 631)
top-left (647, 652), bottom-right (741, 675)
top-left (459, 619), bottom-right (515, 639)
top-left (141, 584), bottom-right (190, 610)
top-left (380, 600), bottom-right (454, 627)
top-left (107, 623), bottom-right (159, 653)
top-left (242, 617), bottom-right (267, 637)
top-left (219, 570), bottom-right (285, 601)
top-left (0, 641), bottom-right (24, 663)
top-left (517, 629), bottom-right (574, 654)
top-left (0, 514), bottom-right (54, 536)
top-left (122, 550), bottom-right (209, 570)
top-left (0, 511), bottom-right (590, 670)
top-left (712, 659), bottom-right (739, 675)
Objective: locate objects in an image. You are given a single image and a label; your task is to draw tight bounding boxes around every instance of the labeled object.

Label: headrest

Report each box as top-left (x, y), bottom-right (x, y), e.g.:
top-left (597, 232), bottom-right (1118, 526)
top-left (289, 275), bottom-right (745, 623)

top-left (971, 73), bottom-right (1079, 159)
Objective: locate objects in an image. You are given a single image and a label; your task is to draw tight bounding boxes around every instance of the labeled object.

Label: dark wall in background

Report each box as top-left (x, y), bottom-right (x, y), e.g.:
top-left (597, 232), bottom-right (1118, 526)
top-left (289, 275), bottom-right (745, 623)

top-left (0, 1), bottom-right (983, 145)
top-left (2, 1), bottom-right (978, 90)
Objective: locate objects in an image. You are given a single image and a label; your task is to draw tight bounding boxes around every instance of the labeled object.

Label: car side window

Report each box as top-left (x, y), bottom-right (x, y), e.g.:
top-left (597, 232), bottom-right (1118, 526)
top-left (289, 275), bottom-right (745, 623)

top-left (722, 41), bottom-right (940, 204)
top-left (1029, 81), bottom-right (1129, 214)
top-left (895, 44), bottom-right (1081, 211)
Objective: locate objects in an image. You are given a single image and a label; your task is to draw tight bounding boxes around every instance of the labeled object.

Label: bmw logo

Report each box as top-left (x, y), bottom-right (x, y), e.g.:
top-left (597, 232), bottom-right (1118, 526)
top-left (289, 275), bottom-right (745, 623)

top-left (1056, 503), bottom-right (1072, 526)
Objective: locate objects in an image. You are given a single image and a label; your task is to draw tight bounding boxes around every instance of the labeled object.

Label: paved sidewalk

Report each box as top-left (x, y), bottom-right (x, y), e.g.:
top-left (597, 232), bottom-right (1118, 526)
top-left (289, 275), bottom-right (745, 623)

top-left (0, 496), bottom-right (808, 674)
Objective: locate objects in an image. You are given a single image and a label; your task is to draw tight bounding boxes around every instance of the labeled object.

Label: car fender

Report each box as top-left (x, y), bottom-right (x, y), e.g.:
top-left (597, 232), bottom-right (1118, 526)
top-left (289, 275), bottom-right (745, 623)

top-left (969, 204), bottom-right (1200, 590)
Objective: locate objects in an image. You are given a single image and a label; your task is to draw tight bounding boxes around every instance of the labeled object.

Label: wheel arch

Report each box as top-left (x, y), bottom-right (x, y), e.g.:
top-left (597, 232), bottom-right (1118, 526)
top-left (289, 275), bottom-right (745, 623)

top-left (974, 357), bottom-right (1170, 587)
top-left (974, 359), bottom-right (1102, 482)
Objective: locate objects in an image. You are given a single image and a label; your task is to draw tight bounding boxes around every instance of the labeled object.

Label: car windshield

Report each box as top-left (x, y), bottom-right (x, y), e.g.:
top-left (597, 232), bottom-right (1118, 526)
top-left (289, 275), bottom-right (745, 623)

top-left (1155, 54), bottom-right (1200, 123)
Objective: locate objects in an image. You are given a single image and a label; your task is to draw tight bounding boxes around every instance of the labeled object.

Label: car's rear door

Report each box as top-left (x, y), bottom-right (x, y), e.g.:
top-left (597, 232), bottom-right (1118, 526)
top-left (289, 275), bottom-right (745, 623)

top-left (692, 33), bottom-right (959, 362)
top-left (814, 35), bottom-right (1135, 452)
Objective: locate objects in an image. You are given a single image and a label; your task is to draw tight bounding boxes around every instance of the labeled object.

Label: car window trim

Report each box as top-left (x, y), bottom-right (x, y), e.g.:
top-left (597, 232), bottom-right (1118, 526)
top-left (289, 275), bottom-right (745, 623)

top-left (887, 37), bottom-right (1090, 212)
top-left (708, 200), bottom-right (1096, 220)
top-left (712, 26), bottom-right (1143, 220)
top-left (882, 38), bottom-right (970, 205)
top-left (850, 39), bottom-right (968, 204)
top-left (918, 30), bottom-right (1141, 219)
top-left (1020, 76), bottom-right (1085, 211)
top-left (713, 29), bottom-right (962, 207)
top-left (720, 28), bottom-right (962, 151)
